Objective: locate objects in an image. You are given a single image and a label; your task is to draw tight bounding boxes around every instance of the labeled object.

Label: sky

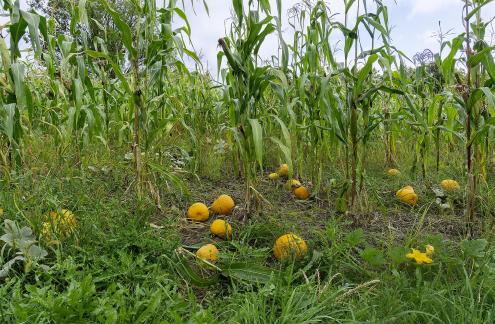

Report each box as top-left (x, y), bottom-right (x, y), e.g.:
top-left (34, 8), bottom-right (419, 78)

top-left (179, 0), bottom-right (495, 72)
top-left (11, 0), bottom-right (495, 72)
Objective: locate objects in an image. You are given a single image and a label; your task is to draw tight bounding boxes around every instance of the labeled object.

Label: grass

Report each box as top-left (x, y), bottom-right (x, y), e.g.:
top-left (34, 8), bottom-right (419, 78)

top-left (1, 138), bottom-right (495, 323)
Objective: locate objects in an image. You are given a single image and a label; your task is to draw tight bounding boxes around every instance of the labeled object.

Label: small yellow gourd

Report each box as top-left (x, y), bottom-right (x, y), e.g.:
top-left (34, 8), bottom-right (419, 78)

top-left (196, 244), bottom-right (219, 262)
top-left (387, 169), bottom-right (401, 176)
top-left (41, 209), bottom-right (77, 242)
top-left (211, 195), bottom-right (235, 215)
top-left (440, 179), bottom-right (460, 191)
top-left (210, 219), bottom-right (232, 239)
top-left (273, 233), bottom-right (308, 260)
top-left (277, 164), bottom-right (289, 177)
top-left (396, 186), bottom-right (418, 206)
top-left (284, 179), bottom-right (301, 191)
top-left (187, 203), bottom-right (209, 221)
top-left (293, 186), bottom-right (310, 200)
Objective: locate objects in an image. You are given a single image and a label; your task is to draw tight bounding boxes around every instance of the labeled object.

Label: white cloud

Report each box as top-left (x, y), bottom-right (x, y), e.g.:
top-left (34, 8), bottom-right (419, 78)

top-left (180, 0), bottom-right (495, 72)
top-left (406, 0), bottom-right (460, 18)
top-left (182, 0), bottom-right (302, 72)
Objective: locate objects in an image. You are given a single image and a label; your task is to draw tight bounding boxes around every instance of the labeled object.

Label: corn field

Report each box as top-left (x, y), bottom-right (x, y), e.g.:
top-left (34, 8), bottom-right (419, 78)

top-left (1, 0), bottom-right (495, 322)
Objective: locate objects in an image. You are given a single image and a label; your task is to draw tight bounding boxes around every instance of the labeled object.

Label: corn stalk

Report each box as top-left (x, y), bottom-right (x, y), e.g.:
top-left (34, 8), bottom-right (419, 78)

top-left (218, 0), bottom-right (274, 211)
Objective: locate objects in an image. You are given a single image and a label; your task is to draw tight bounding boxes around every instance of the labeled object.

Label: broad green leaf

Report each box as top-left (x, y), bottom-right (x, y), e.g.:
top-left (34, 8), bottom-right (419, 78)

top-left (260, 0), bottom-right (271, 13)
top-left (11, 63), bottom-right (26, 108)
top-left (1, 104), bottom-right (17, 141)
top-left (357, 54), bottom-right (378, 85)
top-left (360, 247), bottom-right (386, 266)
top-left (467, 46), bottom-right (494, 67)
top-left (441, 35), bottom-right (463, 83)
top-left (0, 37), bottom-right (11, 74)
top-left (482, 50), bottom-right (495, 81)
top-left (271, 137), bottom-right (293, 178)
top-left (20, 10), bottom-right (41, 56)
top-left (78, 0), bottom-right (89, 27)
top-left (461, 239), bottom-right (488, 258)
top-left (354, 54), bottom-right (379, 96)
top-left (147, 161), bottom-right (190, 198)
top-left (85, 50), bottom-right (131, 94)
top-left (388, 246), bottom-right (409, 265)
top-left (9, 15), bottom-right (28, 59)
top-left (173, 7), bottom-right (191, 36)
top-left (365, 16), bottom-right (388, 37)
top-left (249, 118), bottom-right (263, 169)
top-left (466, 0), bottom-right (494, 20)
top-left (345, 0), bottom-right (358, 14)
top-left (72, 78), bottom-right (83, 130)
top-left (222, 263), bottom-right (274, 283)
top-left (346, 229), bottom-right (365, 247)
top-left (273, 115), bottom-right (291, 148)
top-left (480, 87), bottom-right (495, 116)
top-left (233, 0), bottom-right (243, 23)
top-left (167, 252), bottom-right (218, 288)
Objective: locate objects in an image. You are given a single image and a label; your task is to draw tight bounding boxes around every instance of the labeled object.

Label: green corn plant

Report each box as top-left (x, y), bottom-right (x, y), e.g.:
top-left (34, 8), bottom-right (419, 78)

top-left (85, 0), bottom-right (199, 199)
top-left (381, 93), bottom-right (395, 167)
top-left (432, 25), bottom-right (454, 173)
top-left (398, 54), bottom-right (445, 179)
top-left (0, 2), bottom-right (47, 170)
top-left (287, 1), bottom-right (343, 191)
top-left (217, 0), bottom-right (275, 210)
top-left (338, 0), bottom-right (404, 211)
top-left (432, 0), bottom-right (495, 234)
top-left (15, 1), bottom-right (109, 164)
top-left (272, 0), bottom-right (405, 205)
top-left (461, 0), bottom-right (495, 233)
top-left (178, 72), bottom-right (226, 175)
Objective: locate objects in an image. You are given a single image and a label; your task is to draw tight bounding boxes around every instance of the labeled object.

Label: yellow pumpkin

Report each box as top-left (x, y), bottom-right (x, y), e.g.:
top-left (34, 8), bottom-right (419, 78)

top-left (396, 186), bottom-right (418, 205)
top-left (277, 164), bottom-right (289, 177)
top-left (211, 194), bottom-right (235, 215)
top-left (187, 203), bottom-right (209, 221)
top-left (210, 219), bottom-right (232, 239)
top-left (196, 244), bottom-right (219, 262)
top-left (387, 169), bottom-right (401, 176)
top-left (41, 222), bottom-right (60, 245)
top-left (273, 233), bottom-right (308, 260)
top-left (41, 222), bottom-right (52, 237)
top-left (48, 209), bottom-right (76, 228)
top-left (42, 209), bottom-right (77, 242)
top-left (268, 172), bottom-right (280, 180)
top-left (440, 179), bottom-right (460, 191)
top-left (293, 186), bottom-right (310, 200)
top-left (284, 179), bottom-right (301, 191)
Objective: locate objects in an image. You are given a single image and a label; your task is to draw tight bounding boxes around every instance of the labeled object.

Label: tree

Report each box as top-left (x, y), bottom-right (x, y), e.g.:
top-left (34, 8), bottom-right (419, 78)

top-left (28, 0), bottom-right (137, 57)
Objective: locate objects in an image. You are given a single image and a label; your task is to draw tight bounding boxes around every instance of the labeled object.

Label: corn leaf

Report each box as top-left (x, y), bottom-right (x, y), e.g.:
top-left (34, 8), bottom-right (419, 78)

top-left (466, 0), bottom-right (494, 21)
top-left (222, 263), bottom-right (274, 283)
top-left (85, 50), bottom-right (131, 94)
top-left (167, 252), bottom-right (218, 288)
top-left (249, 118), bottom-right (263, 169)
top-left (270, 137), bottom-right (293, 178)
top-left (441, 35), bottom-right (463, 83)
